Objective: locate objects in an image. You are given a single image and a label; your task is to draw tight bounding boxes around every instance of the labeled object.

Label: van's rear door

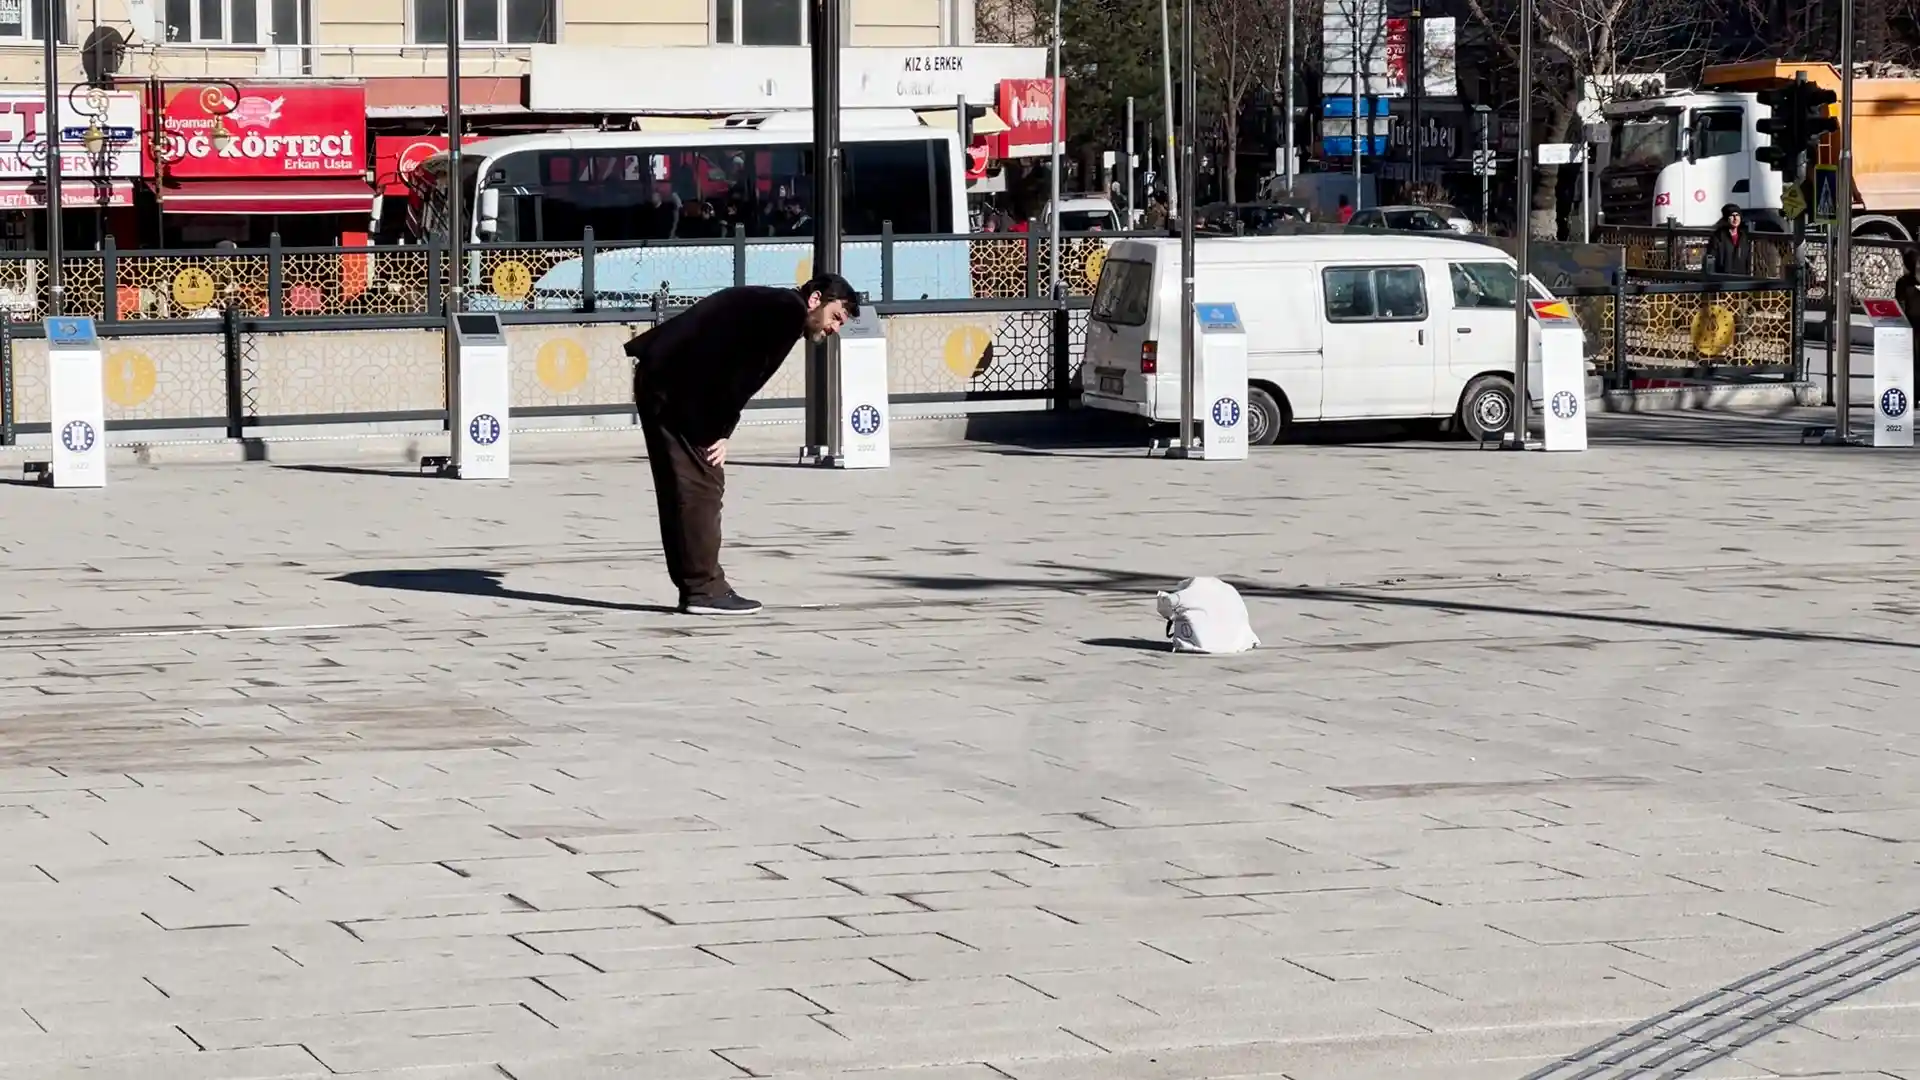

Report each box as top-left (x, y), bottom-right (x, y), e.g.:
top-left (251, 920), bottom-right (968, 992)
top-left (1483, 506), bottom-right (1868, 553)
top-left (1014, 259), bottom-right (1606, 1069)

top-left (1084, 249), bottom-right (1157, 410)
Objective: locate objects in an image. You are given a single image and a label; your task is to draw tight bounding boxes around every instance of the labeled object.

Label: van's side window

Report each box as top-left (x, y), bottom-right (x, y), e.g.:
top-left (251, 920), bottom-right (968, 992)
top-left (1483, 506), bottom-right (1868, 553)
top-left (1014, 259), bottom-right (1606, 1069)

top-left (1322, 266), bottom-right (1427, 322)
top-left (1449, 261), bottom-right (1522, 309)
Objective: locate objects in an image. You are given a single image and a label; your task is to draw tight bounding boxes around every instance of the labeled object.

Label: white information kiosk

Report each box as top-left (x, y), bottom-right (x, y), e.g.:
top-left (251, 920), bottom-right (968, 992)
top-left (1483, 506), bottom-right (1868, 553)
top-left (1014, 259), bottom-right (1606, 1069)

top-left (1531, 298), bottom-right (1589, 453)
top-left (1864, 299), bottom-right (1914, 448)
top-left (832, 308), bottom-right (890, 469)
top-left (42, 316), bottom-right (107, 488)
top-left (1194, 302), bottom-right (1249, 461)
top-left (433, 312), bottom-right (512, 479)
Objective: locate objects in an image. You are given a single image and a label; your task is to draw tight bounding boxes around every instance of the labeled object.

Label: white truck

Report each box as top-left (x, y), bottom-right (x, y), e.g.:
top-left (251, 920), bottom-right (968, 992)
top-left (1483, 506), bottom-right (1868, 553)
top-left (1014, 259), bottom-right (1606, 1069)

top-left (1598, 61), bottom-right (1920, 240)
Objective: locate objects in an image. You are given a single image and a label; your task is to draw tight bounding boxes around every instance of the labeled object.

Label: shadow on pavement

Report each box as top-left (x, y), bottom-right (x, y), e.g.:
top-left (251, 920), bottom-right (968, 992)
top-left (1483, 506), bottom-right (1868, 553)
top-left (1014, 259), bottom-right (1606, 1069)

top-left (965, 408), bottom-right (1454, 455)
top-left (863, 563), bottom-right (1920, 652)
top-left (1588, 410), bottom-right (1842, 447)
top-left (961, 405), bottom-right (1874, 455)
top-left (333, 568), bottom-right (677, 614)
top-left (1082, 636), bottom-right (1174, 653)
top-left (276, 463), bottom-right (435, 479)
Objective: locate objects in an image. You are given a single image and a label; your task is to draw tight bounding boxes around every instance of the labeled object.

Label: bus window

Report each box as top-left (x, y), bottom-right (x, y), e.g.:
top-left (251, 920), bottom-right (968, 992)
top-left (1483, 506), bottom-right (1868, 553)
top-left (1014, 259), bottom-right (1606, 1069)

top-left (844, 140), bottom-right (952, 235)
top-left (419, 134), bottom-right (955, 245)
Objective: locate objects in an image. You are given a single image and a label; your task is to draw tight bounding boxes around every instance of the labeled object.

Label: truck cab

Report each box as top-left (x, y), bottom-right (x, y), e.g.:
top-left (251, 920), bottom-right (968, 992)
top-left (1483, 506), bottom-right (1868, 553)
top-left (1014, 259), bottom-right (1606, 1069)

top-left (1600, 91), bottom-right (1785, 231)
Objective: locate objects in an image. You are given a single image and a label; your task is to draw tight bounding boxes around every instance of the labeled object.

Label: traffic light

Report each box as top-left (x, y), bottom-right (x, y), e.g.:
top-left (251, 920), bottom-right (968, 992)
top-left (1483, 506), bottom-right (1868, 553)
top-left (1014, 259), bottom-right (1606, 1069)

top-left (1755, 84), bottom-right (1803, 178)
top-left (1799, 78), bottom-right (1839, 160)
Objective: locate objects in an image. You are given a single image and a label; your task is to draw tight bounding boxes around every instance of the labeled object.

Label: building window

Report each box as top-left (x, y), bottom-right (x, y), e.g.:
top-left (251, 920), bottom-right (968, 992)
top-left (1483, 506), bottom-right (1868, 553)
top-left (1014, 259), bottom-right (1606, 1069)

top-left (713, 0), bottom-right (848, 45)
top-left (414, 0), bottom-right (557, 45)
top-left (0, 0), bottom-right (71, 43)
top-left (163, 0), bottom-right (307, 44)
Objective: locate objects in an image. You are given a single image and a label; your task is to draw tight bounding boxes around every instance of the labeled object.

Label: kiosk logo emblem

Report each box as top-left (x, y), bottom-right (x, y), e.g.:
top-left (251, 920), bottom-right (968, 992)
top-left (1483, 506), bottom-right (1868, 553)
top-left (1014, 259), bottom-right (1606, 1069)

top-left (1551, 391), bottom-right (1580, 420)
top-left (468, 414), bottom-right (502, 446)
top-left (850, 404), bottom-right (882, 437)
top-left (1882, 387), bottom-right (1910, 419)
top-left (60, 420), bottom-right (96, 453)
top-left (1210, 397), bottom-right (1241, 427)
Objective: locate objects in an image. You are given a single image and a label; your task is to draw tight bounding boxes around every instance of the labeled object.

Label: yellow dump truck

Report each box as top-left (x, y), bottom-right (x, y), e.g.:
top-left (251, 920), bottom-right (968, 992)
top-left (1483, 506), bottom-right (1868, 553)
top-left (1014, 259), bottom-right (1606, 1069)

top-left (1598, 61), bottom-right (1920, 240)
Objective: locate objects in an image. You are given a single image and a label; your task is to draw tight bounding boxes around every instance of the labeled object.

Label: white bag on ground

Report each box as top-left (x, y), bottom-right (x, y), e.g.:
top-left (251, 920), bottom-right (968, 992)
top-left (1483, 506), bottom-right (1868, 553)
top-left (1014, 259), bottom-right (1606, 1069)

top-left (1156, 577), bottom-right (1260, 654)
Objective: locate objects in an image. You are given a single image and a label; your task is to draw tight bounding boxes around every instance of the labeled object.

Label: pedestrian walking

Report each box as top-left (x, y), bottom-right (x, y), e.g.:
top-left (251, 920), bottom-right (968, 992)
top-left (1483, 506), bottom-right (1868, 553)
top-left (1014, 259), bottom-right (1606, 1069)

top-left (623, 274), bottom-right (859, 615)
top-left (1141, 190), bottom-right (1169, 230)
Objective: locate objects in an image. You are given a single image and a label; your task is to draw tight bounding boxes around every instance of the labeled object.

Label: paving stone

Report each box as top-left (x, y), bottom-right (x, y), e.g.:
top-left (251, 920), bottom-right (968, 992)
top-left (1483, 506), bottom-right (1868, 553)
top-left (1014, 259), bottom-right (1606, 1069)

top-left (6, 433), bottom-right (1920, 1075)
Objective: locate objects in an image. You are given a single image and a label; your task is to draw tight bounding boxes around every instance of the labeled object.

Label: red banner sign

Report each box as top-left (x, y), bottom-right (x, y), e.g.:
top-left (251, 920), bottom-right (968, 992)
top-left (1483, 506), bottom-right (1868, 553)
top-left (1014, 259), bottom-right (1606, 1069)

top-left (993, 78), bottom-right (1063, 159)
top-left (160, 83), bottom-right (365, 179)
top-left (1385, 18), bottom-right (1410, 93)
top-left (374, 134), bottom-right (482, 195)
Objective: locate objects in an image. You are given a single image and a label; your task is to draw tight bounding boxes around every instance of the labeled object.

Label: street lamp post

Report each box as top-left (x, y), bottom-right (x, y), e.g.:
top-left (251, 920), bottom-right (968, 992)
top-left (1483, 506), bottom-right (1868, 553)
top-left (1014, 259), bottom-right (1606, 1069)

top-left (1048, 0), bottom-right (1063, 300)
top-left (1176, 0), bottom-right (1197, 453)
top-left (1508, 0), bottom-right (1534, 448)
top-left (1159, 0), bottom-right (1178, 214)
top-left (1282, 0), bottom-right (1297, 193)
top-left (446, 0), bottom-right (463, 318)
top-left (1831, 0), bottom-right (1857, 443)
top-left (806, 0), bottom-right (845, 460)
top-left (43, 0), bottom-right (64, 317)
top-left (1350, 14), bottom-right (1362, 204)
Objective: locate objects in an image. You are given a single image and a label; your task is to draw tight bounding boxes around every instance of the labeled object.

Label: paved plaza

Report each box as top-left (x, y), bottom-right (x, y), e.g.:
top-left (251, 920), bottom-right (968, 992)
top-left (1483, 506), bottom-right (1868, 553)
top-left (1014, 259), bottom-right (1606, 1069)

top-left (3, 414), bottom-right (1920, 1080)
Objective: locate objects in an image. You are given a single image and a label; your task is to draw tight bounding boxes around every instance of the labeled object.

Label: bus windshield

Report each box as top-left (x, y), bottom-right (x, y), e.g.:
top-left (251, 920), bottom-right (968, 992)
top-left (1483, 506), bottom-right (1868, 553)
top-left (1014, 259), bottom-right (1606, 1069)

top-left (410, 135), bottom-right (956, 244)
top-left (405, 155), bottom-right (482, 243)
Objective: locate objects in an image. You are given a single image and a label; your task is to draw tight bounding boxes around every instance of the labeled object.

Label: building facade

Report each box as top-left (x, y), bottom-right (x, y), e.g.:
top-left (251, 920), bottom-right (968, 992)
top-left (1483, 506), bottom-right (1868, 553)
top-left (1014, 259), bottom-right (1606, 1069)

top-left (0, 0), bottom-right (977, 84)
top-left (0, 1), bottom-right (996, 251)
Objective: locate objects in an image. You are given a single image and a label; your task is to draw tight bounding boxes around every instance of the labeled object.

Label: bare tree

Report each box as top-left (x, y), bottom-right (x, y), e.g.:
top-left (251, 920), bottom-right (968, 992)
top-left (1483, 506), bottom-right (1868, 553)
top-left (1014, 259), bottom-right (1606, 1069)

top-left (1195, 0), bottom-right (1286, 201)
top-left (975, 0), bottom-right (1048, 44)
top-left (1465, 0), bottom-right (1721, 237)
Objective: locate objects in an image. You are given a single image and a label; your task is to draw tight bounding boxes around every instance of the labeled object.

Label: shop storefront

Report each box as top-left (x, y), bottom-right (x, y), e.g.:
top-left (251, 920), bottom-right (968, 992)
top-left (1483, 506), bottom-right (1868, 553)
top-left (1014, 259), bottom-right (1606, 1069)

top-left (151, 82), bottom-right (375, 247)
top-left (981, 78), bottom-right (1065, 216)
top-left (0, 89), bottom-right (142, 251)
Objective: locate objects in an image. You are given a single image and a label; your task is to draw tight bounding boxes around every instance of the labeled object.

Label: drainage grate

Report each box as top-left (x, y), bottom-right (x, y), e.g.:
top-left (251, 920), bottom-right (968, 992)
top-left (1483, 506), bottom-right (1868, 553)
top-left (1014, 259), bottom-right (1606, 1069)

top-left (1521, 908), bottom-right (1920, 1080)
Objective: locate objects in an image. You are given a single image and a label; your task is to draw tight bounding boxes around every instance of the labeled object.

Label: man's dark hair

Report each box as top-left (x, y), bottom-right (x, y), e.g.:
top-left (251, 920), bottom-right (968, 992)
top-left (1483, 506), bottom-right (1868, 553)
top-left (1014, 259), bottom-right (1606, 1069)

top-left (799, 273), bottom-right (861, 317)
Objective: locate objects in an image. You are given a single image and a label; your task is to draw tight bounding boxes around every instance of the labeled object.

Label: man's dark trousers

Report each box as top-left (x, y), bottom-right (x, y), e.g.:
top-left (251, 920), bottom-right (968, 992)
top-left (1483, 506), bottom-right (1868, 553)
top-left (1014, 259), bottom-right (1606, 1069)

top-left (637, 396), bottom-right (728, 603)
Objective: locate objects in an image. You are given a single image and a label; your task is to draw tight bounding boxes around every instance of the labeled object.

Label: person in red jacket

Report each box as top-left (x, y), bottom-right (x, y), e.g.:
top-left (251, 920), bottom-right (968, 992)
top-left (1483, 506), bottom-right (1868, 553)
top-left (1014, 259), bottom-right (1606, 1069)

top-left (624, 274), bottom-right (858, 615)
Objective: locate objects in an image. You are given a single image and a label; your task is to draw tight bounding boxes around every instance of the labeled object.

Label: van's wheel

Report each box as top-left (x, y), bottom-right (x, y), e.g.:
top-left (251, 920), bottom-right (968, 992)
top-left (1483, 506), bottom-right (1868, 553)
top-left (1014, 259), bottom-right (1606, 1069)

top-left (1458, 375), bottom-right (1516, 442)
top-left (1247, 386), bottom-right (1287, 446)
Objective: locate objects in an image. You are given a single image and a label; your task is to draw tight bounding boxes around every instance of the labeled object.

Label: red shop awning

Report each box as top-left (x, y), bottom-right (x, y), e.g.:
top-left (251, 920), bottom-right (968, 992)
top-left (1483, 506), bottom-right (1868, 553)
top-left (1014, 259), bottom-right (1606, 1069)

top-left (0, 180), bottom-right (135, 210)
top-left (158, 178), bottom-right (376, 215)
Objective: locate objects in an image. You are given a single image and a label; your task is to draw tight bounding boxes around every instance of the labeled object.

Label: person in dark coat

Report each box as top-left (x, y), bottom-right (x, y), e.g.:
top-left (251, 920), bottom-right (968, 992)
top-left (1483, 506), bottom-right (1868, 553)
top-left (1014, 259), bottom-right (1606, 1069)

top-left (1706, 204), bottom-right (1752, 276)
top-left (1895, 248), bottom-right (1920, 371)
top-left (624, 275), bottom-right (859, 615)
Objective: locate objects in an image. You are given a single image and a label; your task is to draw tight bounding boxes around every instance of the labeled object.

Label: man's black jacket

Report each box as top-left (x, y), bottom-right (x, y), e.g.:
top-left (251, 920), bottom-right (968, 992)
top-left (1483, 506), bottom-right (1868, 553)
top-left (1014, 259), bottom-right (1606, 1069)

top-left (1706, 226), bottom-right (1751, 277)
top-left (625, 286), bottom-right (808, 446)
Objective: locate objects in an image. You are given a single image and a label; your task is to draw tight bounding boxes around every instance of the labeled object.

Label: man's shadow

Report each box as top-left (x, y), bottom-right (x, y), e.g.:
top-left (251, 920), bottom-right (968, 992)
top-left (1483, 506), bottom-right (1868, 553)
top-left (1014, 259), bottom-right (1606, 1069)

top-left (332, 568), bottom-right (678, 614)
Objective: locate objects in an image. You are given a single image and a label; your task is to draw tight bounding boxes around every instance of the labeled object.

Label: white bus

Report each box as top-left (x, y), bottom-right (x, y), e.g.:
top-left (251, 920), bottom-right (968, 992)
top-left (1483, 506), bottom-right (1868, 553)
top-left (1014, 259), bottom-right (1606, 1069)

top-left (402, 111), bottom-right (971, 306)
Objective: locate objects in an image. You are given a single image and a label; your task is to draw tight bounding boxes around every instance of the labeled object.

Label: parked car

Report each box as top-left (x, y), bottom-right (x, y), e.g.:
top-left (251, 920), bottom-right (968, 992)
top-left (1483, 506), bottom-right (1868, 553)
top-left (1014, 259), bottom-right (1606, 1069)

top-left (1348, 204), bottom-right (1471, 235)
top-left (1080, 233), bottom-right (1561, 445)
top-left (1427, 204), bottom-right (1478, 233)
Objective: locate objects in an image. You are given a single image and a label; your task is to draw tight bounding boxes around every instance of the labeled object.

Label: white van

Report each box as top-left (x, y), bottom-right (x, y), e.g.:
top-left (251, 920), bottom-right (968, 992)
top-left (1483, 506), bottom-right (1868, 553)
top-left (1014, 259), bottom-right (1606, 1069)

top-left (1081, 235), bottom-right (1562, 445)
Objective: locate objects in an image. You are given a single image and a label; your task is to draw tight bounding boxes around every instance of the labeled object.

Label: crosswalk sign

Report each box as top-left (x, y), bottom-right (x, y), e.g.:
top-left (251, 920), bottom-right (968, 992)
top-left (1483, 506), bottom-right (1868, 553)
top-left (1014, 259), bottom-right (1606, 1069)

top-left (1813, 165), bottom-right (1839, 226)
